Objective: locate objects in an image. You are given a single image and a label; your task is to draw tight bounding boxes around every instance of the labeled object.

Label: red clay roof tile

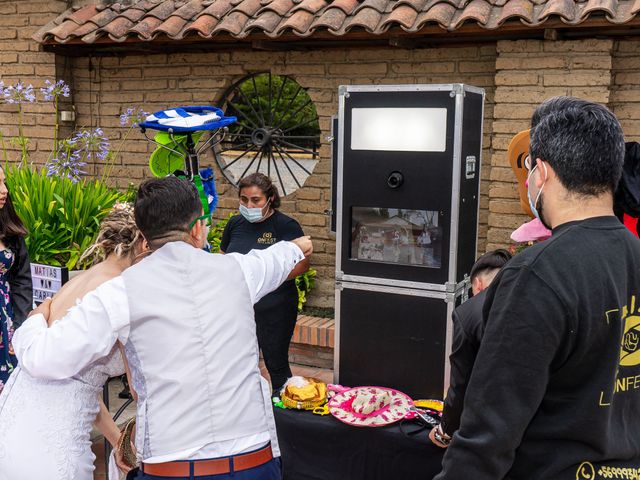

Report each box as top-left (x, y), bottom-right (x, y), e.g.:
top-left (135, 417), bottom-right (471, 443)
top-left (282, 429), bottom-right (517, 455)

top-left (155, 14), bottom-right (190, 37)
top-left (34, 0), bottom-right (640, 46)
top-left (213, 10), bottom-right (251, 35)
top-left (48, 20), bottom-right (83, 41)
top-left (184, 14), bottom-right (220, 36)
top-left (311, 6), bottom-right (348, 30)
top-left (539, 0), bottom-right (577, 20)
top-left (173, 0), bottom-right (206, 19)
top-left (277, 9), bottom-right (316, 33)
top-left (245, 10), bottom-right (283, 32)
top-left (496, 0), bottom-right (535, 24)
top-left (330, 0), bottom-right (361, 14)
top-left (291, 0), bottom-right (328, 14)
top-left (146, 1), bottom-right (179, 20)
top-left (199, 0), bottom-right (236, 18)
top-left (90, 7), bottom-right (120, 27)
top-left (130, 15), bottom-right (164, 39)
top-left (381, 4), bottom-right (420, 29)
top-left (120, 8), bottom-right (148, 22)
top-left (412, 2), bottom-right (457, 29)
top-left (258, 0), bottom-right (296, 15)
top-left (67, 4), bottom-right (100, 25)
top-left (231, 0), bottom-right (263, 16)
top-left (102, 16), bottom-right (135, 38)
top-left (343, 6), bottom-right (383, 31)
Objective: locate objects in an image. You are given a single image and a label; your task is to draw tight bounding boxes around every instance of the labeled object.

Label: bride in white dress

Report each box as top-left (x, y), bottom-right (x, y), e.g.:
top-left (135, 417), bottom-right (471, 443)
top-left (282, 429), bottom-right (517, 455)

top-left (0, 204), bottom-right (142, 480)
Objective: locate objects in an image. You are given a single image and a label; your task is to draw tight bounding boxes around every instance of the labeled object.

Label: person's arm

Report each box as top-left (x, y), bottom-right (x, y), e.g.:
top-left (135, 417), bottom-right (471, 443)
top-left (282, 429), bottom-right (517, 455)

top-left (288, 257), bottom-right (310, 280)
top-left (8, 236), bottom-right (33, 328)
top-left (280, 217), bottom-right (310, 280)
top-left (434, 267), bottom-right (570, 480)
top-left (11, 277), bottom-right (130, 380)
top-left (229, 237), bottom-right (311, 304)
top-left (94, 397), bottom-right (121, 448)
top-left (438, 311), bottom-right (477, 438)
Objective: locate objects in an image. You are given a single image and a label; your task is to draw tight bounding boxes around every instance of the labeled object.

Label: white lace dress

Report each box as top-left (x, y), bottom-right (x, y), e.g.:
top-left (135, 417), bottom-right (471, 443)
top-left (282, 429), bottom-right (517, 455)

top-left (0, 344), bottom-right (124, 480)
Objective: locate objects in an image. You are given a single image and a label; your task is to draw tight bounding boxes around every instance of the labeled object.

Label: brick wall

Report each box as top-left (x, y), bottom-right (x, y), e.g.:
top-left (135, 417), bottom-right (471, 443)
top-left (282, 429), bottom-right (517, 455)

top-left (69, 45), bottom-right (497, 307)
top-left (7, 9), bottom-right (639, 308)
top-left (487, 39), bottom-right (615, 250)
top-left (610, 40), bottom-right (640, 143)
top-left (0, 1), bottom-right (73, 166)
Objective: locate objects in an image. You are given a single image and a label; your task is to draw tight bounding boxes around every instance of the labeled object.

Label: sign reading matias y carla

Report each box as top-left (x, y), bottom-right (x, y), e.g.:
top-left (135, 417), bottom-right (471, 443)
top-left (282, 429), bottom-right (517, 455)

top-left (31, 263), bottom-right (69, 305)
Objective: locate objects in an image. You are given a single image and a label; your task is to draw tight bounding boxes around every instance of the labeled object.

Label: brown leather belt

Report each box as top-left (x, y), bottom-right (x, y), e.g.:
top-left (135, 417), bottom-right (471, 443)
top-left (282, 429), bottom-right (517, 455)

top-left (142, 444), bottom-right (273, 477)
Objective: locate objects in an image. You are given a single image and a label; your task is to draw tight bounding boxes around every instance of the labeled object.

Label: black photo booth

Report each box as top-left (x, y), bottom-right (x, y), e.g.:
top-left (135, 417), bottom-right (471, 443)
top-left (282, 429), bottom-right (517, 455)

top-left (334, 84), bottom-right (485, 399)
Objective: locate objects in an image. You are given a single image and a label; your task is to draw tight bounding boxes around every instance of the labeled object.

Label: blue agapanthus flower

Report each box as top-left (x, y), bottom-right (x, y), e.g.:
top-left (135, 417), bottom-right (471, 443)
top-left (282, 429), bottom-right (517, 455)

top-left (120, 107), bottom-right (149, 127)
top-left (40, 79), bottom-right (70, 102)
top-left (2, 81), bottom-right (36, 104)
top-left (70, 128), bottom-right (110, 163)
top-left (46, 148), bottom-right (87, 184)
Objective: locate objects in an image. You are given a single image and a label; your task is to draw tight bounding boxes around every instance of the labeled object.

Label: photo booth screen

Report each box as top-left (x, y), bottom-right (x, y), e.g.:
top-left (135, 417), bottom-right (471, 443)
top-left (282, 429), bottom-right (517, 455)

top-left (350, 108), bottom-right (447, 152)
top-left (350, 207), bottom-right (443, 268)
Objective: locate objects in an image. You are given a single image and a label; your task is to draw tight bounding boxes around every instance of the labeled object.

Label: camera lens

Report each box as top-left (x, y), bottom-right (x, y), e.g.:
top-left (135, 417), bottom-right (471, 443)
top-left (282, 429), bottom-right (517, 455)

top-left (387, 171), bottom-right (404, 189)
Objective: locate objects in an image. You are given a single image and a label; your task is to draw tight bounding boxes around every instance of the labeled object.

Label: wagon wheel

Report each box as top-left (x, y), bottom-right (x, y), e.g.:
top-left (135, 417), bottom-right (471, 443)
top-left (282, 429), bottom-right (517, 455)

top-left (212, 72), bottom-right (320, 196)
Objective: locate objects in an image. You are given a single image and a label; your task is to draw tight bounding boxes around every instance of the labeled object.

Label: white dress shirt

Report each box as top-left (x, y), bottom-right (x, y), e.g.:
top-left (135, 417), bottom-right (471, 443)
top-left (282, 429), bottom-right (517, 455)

top-left (13, 240), bottom-right (305, 462)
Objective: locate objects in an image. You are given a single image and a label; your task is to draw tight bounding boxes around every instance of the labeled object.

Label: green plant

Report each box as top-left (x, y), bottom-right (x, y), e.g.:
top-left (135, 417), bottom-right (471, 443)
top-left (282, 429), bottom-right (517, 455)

top-left (207, 212), bottom-right (317, 310)
top-left (6, 164), bottom-right (129, 269)
top-left (295, 267), bottom-right (316, 312)
top-left (208, 213), bottom-right (235, 253)
top-left (1, 79), bottom-right (144, 269)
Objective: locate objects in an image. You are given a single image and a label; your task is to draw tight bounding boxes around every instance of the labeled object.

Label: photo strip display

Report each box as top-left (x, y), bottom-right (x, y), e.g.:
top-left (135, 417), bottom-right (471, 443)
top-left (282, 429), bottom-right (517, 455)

top-left (350, 207), bottom-right (443, 268)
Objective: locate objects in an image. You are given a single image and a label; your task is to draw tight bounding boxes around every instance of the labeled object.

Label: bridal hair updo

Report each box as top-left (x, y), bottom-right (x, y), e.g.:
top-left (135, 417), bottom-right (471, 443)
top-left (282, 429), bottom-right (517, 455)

top-left (79, 203), bottom-right (141, 266)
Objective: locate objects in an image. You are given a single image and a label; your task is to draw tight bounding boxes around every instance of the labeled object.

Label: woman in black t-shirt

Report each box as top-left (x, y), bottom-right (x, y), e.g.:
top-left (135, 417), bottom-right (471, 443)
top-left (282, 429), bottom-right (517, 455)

top-left (220, 173), bottom-right (309, 395)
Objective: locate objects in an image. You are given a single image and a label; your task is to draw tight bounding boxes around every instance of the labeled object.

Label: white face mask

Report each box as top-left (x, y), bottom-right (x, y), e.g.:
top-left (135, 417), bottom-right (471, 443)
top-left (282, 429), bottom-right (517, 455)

top-left (239, 200), bottom-right (270, 223)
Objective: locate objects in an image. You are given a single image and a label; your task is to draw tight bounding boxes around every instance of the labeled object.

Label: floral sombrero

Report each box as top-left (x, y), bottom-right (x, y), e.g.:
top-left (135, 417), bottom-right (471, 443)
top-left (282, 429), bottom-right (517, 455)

top-left (328, 386), bottom-right (413, 427)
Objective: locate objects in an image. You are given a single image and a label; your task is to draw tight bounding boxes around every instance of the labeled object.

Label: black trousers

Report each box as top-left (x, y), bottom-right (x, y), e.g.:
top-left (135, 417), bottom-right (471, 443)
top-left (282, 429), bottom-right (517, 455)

top-left (255, 288), bottom-right (298, 393)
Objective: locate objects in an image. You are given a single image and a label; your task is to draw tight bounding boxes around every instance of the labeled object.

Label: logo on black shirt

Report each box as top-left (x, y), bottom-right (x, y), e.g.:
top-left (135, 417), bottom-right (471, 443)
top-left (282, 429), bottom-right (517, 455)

top-left (621, 298), bottom-right (640, 367)
top-left (257, 232), bottom-right (276, 245)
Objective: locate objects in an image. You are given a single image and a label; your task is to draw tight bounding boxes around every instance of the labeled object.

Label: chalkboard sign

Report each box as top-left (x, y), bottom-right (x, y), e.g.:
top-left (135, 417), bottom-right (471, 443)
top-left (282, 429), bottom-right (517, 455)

top-left (31, 263), bottom-right (69, 306)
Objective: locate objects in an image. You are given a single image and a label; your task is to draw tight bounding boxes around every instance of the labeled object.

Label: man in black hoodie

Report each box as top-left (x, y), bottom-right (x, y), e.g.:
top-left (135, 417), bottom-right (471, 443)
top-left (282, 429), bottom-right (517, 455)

top-left (435, 97), bottom-right (640, 480)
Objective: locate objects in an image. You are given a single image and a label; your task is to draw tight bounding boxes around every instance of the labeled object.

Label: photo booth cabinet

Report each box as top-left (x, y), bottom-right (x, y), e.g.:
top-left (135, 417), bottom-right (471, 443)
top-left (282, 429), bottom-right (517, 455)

top-left (334, 84), bottom-right (485, 399)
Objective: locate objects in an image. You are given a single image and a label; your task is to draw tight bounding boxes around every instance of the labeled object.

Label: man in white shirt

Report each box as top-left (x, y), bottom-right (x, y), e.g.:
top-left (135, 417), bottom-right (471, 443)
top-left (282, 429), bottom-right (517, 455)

top-left (13, 176), bottom-right (313, 480)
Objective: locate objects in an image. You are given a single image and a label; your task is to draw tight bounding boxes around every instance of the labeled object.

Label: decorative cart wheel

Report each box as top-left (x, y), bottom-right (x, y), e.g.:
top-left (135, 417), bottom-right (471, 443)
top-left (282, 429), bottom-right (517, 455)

top-left (212, 72), bottom-right (321, 196)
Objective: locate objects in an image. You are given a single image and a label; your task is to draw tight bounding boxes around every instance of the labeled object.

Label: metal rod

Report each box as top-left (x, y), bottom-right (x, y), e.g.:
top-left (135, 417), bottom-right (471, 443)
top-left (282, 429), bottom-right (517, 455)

top-left (234, 88), bottom-right (264, 130)
top-left (227, 98), bottom-right (261, 130)
top-left (141, 129), bottom-right (186, 156)
top-left (272, 84), bottom-right (302, 129)
top-left (221, 147), bottom-right (253, 171)
top-left (238, 148), bottom-right (262, 180)
top-left (270, 148), bottom-right (287, 196)
top-left (275, 145), bottom-right (302, 189)
top-left (273, 96), bottom-right (313, 131)
top-left (251, 75), bottom-right (266, 125)
top-left (280, 115), bottom-right (320, 134)
top-left (273, 142), bottom-right (312, 175)
top-left (269, 76), bottom-right (288, 126)
top-left (275, 138), bottom-right (319, 156)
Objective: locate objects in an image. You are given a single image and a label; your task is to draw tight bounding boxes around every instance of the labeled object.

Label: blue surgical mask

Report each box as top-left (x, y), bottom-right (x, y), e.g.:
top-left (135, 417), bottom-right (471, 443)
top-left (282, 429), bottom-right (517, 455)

top-left (239, 201), bottom-right (270, 223)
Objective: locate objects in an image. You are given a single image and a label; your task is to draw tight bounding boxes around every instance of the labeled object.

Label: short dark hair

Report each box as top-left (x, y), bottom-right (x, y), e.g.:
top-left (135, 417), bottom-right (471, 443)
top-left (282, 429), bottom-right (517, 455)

top-left (530, 97), bottom-right (625, 196)
top-left (237, 173), bottom-right (281, 209)
top-left (470, 249), bottom-right (512, 282)
top-left (134, 176), bottom-right (201, 242)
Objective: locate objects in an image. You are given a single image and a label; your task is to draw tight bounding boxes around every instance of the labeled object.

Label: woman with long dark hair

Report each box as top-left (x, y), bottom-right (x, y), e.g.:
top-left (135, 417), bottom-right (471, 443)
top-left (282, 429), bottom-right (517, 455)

top-left (221, 173), bottom-right (310, 396)
top-left (0, 165), bottom-right (32, 393)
